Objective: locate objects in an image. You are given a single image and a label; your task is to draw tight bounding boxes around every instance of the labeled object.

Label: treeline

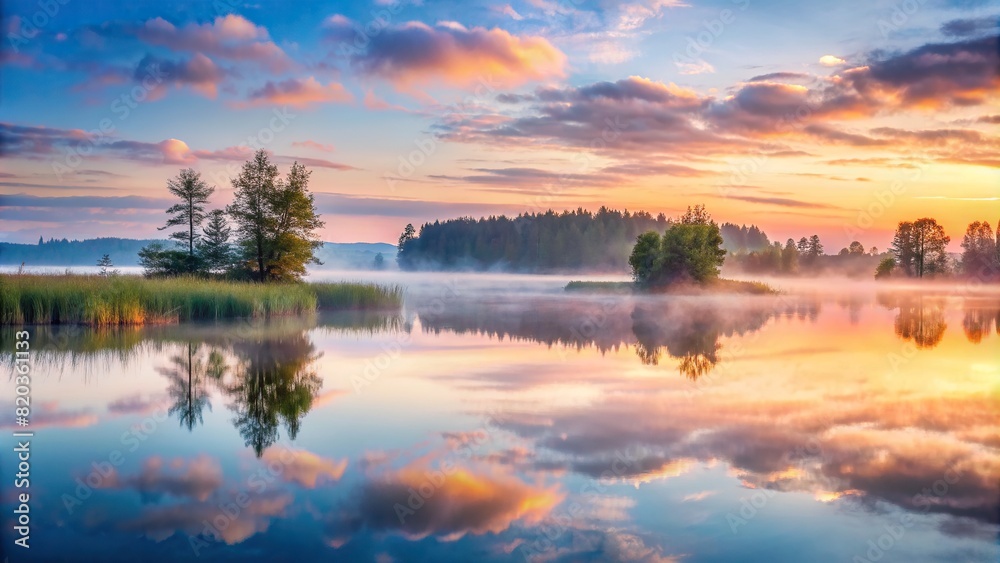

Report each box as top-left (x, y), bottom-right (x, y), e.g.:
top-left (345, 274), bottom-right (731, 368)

top-left (396, 207), bottom-right (672, 271)
top-left (719, 223), bottom-right (771, 253)
top-left (726, 235), bottom-right (882, 277)
top-left (877, 218), bottom-right (1000, 280)
top-left (0, 238), bottom-right (161, 266)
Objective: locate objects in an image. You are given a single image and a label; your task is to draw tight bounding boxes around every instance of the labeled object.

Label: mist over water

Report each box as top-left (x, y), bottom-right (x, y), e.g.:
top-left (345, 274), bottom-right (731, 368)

top-left (2, 271), bottom-right (997, 562)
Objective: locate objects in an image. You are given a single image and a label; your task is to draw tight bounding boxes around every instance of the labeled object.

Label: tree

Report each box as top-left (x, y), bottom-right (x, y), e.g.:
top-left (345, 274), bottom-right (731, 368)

top-left (138, 242), bottom-right (190, 277)
top-left (796, 237), bottom-right (809, 253)
top-left (96, 254), bottom-right (117, 277)
top-left (630, 207), bottom-right (726, 287)
top-left (628, 231), bottom-right (662, 284)
top-left (960, 220), bottom-right (996, 279)
top-left (159, 169), bottom-right (214, 266)
top-left (198, 209), bottom-right (233, 274)
top-left (781, 238), bottom-right (798, 273)
top-left (875, 257), bottom-right (896, 279)
top-left (373, 252), bottom-right (385, 270)
top-left (808, 235), bottom-right (824, 258)
top-left (227, 151), bottom-right (324, 282)
top-left (890, 221), bottom-right (916, 276)
top-left (397, 223), bottom-right (416, 268)
top-left (895, 218), bottom-right (951, 278)
top-left (848, 241), bottom-right (865, 256)
top-left (37, 236), bottom-right (43, 246)
top-left (680, 204), bottom-right (712, 225)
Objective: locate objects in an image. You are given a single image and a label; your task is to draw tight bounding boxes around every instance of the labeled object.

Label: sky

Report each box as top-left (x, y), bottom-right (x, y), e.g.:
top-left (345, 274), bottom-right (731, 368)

top-left (0, 0), bottom-right (997, 249)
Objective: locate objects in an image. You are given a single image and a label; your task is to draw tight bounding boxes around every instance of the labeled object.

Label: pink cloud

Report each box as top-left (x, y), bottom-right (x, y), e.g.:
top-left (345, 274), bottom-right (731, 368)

top-left (292, 140), bottom-right (336, 153)
top-left (136, 15), bottom-right (293, 73)
top-left (259, 447), bottom-right (347, 488)
top-left (328, 19), bottom-right (566, 91)
top-left (239, 77), bottom-right (353, 108)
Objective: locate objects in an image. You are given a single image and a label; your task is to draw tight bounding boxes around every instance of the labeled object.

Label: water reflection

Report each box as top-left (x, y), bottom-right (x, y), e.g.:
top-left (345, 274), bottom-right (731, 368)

top-left (878, 293), bottom-right (948, 349)
top-left (962, 300), bottom-right (999, 344)
top-left (630, 301), bottom-right (775, 379)
top-left (222, 333), bottom-right (322, 456)
top-left (413, 295), bottom-right (815, 380)
top-left (3, 286), bottom-right (998, 562)
top-left (159, 344), bottom-right (216, 431)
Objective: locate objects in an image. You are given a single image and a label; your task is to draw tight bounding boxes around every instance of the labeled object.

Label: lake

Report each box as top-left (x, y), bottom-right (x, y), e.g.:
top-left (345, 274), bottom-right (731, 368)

top-left (2, 272), bottom-right (998, 562)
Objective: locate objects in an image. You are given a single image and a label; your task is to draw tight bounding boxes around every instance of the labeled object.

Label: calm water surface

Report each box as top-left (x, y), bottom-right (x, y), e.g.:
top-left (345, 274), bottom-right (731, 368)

top-left (2, 273), bottom-right (998, 562)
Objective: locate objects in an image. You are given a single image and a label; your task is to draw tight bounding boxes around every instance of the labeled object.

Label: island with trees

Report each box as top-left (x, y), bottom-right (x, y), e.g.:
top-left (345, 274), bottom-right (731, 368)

top-left (0, 150), bottom-right (401, 326)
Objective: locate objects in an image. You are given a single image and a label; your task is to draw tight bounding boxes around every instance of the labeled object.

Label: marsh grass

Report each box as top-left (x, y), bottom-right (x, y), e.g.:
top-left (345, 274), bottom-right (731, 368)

top-left (0, 274), bottom-right (403, 326)
top-left (310, 282), bottom-right (403, 310)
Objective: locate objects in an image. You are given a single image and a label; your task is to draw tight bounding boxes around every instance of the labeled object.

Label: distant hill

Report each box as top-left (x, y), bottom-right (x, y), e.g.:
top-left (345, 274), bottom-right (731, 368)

top-left (0, 237), bottom-right (396, 269)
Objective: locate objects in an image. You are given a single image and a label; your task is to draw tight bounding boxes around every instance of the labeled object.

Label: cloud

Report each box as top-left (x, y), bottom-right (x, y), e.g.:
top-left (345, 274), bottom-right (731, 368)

top-left (292, 140), bottom-right (336, 152)
top-left (134, 53), bottom-right (228, 99)
top-left (495, 4), bottom-right (524, 20)
top-left (841, 34), bottom-right (999, 111)
top-left (96, 455), bottom-right (223, 501)
top-left (0, 401), bottom-right (97, 429)
top-left (241, 77), bottom-right (353, 108)
top-left (725, 195), bottom-right (843, 209)
top-left (259, 447), bottom-right (347, 488)
top-left (323, 460), bottom-right (563, 545)
top-left (1, 123), bottom-right (358, 170)
top-left (940, 15), bottom-right (998, 37)
top-left (313, 192), bottom-right (517, 218)
top-left (430, 161), bottom-right (711, 191)
top-left (134, 15), bottom-right (293, 72)
top-left (327, 19), bottom-right (566, 90)
top-left (615, 0), bottom-right (689, 31)
top-left (107, 393), bottom-right (169, 416)
top-left (363, 89), bottom-right (415, 112)
top-left (439, 76), bottom-right (747, 157)
top-left (747, 71), bottom-right (812, 82)
top-left (818, 55), bottom-right (846, 66)
top-left (441, 35), bottom-right (998, 170)
top-left (120, 491), bottom-right (293, 544)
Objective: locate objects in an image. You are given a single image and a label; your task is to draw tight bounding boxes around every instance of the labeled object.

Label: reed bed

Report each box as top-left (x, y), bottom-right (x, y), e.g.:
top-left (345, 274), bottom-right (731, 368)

top-left (310, 282), bottom-right (403, 310)
top-left (0, 274), bottom-right (402, 326)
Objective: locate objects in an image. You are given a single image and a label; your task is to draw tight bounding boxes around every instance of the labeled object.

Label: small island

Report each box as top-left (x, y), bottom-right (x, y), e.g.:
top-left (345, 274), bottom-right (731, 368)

top-left (565, 205), bottom-right (778, 295)
top-left (1, 151), bottom-right (401, 326)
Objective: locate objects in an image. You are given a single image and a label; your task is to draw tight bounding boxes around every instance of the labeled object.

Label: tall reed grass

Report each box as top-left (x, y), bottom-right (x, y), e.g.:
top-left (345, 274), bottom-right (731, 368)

top-left (0, 274), bottom-right (403, 326)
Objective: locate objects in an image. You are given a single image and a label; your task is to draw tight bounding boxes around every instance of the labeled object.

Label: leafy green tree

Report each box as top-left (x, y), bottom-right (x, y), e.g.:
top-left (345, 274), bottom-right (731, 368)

top-left (848, 241), bottom-right (865, 255)
top-left (875, 257), bottom-right (896, 279)
top-left (680, 204), bottom-right (712, 225)
top-left (960, 220), bottom-right (996, 278)
top-left (628, 231), bottom-right (662, 284)
top-left (198, 209), bottom-right (234, 274)
top-left (137, 242), bottom-right (191, 277)
top-left (630, 207), bottom-right (726, 287)
top-left (227, 151), bottom-right (325, 282)
top-left (159, 168), bottom-right (214, 266)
